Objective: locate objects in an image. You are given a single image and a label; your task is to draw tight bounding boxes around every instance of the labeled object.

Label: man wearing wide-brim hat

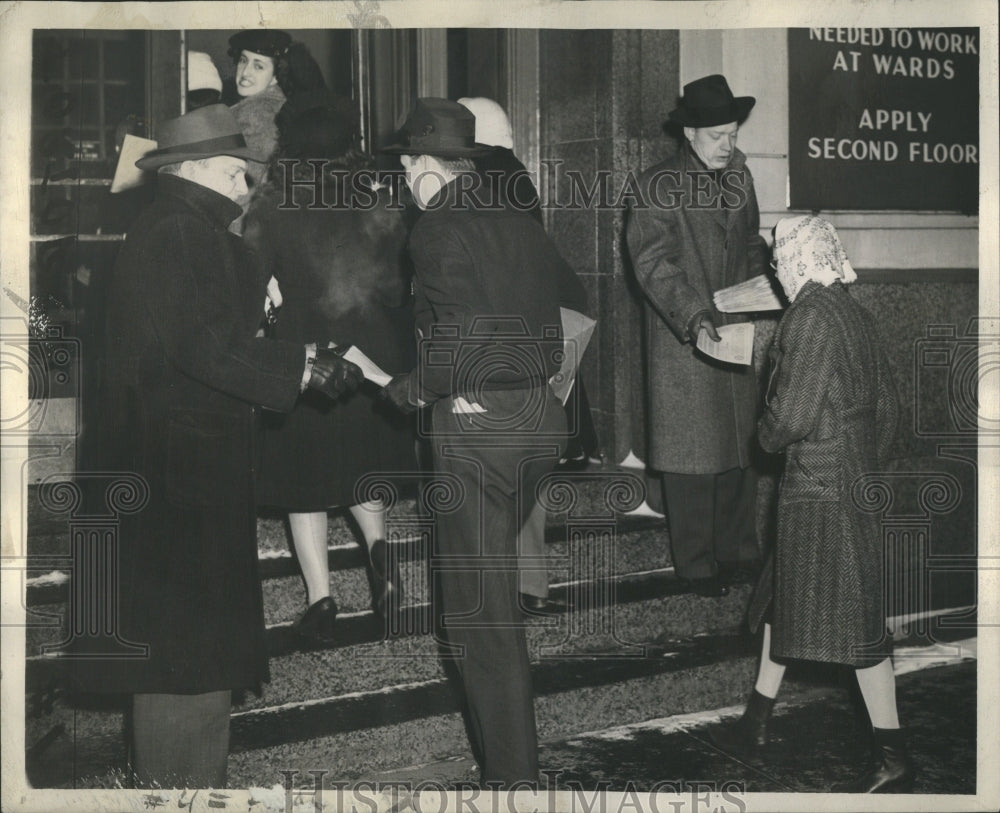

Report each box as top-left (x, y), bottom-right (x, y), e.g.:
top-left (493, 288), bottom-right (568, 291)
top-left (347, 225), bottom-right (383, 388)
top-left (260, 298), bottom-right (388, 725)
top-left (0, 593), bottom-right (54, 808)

top-left (626, 74), bottom-right (768, 598)
top-left (380, 98), bottom-right (589, 787)
top-left (72, 103), bottom-right (362, 788)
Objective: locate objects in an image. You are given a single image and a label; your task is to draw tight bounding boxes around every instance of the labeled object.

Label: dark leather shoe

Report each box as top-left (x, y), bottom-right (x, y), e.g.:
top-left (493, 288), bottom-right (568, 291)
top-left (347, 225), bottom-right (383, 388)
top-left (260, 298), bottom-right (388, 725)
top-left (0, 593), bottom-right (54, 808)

top-left (682, 576), bottom-right (730, 597)
top-left (831, 727), bottom-right (914, 793)
top-left (293, 596), bottom-right (337, 645)
top-left (368, 540), bottom-right (403, 618)
top-left (519, 593), bottom-right (568, 616)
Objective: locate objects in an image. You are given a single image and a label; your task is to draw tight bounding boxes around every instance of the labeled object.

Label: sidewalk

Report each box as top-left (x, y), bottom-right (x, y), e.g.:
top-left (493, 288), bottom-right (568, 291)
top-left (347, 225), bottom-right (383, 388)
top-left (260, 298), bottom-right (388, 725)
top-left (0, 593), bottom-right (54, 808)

top-left (376, 643), bottom-right (977, 795)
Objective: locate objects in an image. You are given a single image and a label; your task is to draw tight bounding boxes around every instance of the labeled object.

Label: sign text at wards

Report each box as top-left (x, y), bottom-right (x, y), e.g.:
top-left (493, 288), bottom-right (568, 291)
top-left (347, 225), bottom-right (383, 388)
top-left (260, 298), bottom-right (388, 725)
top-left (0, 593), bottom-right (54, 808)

top-left (787, 28), bottom-right (979, 212)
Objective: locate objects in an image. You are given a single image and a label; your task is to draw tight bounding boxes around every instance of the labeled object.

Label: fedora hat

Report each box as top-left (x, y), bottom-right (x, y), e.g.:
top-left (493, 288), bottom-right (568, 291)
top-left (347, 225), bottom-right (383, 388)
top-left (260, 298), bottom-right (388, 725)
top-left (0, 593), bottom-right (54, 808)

top-left (668, 74), bottom-right (755, 128)
top-left (135, 104), bottom-right (265, 170)
top-left (381, 98), bottom-right (493, 158)
top-left (227, 29), bottom-right (292, 61)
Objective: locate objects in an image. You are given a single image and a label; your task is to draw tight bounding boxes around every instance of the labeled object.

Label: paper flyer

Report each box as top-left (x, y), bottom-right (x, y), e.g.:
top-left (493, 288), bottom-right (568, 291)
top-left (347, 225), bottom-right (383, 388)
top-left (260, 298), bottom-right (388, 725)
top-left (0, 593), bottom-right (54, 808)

top-left (550, 307), bottom-right (597, 404)
top-left (109, 134), bottom-right (158, 193)
top-left (696, 322), bottom-right (754, 366)
top-left (341, 344), bottom-right (393, 387)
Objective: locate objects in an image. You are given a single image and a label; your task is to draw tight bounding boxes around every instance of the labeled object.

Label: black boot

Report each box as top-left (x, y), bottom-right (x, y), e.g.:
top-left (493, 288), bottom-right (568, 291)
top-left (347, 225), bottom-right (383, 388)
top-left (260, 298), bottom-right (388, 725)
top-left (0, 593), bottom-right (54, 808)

top-left (368, 539), bottom-right (403, 618)
top-left (831, 727), bottom-right (914, 793)
top-left (707, 689), bottom-right (775, 756)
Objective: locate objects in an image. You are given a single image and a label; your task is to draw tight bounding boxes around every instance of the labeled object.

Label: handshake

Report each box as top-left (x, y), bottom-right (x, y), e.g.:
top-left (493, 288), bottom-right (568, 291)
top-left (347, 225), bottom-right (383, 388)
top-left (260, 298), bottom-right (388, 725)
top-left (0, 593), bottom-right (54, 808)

top-left (305, 343), bottom-right (419, 414)
top-left (306, 345), bottom-right (364, 400)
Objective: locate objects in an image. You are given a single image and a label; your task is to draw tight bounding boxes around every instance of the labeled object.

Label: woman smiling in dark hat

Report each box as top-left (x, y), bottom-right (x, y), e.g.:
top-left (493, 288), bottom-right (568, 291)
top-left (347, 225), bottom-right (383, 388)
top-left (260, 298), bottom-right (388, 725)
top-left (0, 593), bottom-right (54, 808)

top-left (227, 29), bottom-right (327, 192)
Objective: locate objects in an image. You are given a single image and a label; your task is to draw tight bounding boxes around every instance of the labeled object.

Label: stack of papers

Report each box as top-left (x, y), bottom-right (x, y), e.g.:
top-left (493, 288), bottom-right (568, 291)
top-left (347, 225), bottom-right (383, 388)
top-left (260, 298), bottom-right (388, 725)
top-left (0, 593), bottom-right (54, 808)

top-left (713, 275), bottom-right (784, 313)
top-left (696, 323), bottom-right (755, 366)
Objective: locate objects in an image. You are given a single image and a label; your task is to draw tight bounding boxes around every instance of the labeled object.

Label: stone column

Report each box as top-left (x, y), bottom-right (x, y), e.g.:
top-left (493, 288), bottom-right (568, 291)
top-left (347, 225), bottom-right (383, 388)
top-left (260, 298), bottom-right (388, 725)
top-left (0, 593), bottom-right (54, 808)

top-left (538, 29), bottom-right (680, 467)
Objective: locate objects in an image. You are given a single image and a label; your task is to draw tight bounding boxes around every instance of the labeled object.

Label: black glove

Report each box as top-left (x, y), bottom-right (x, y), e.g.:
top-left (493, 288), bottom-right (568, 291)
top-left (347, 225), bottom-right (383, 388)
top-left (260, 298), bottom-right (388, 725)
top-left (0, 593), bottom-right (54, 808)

top-left (307, 347), bottom-right (363, 400)
top-left (687, 310), bottom-right (721, 343)
top-left (382, 373), bottom-right (417, 414)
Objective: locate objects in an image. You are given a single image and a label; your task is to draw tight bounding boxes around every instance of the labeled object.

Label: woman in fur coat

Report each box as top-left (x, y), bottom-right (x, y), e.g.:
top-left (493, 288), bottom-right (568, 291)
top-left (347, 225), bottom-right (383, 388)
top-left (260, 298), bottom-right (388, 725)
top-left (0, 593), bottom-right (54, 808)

top-left (244, 91), bottom-right (416, 644)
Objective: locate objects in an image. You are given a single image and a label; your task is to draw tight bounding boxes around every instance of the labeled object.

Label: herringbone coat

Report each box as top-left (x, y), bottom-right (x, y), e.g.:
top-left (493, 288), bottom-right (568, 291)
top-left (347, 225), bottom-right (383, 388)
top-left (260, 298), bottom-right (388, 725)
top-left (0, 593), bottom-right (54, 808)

top-left (748, 281), bottom-right (899, 666)
top-left (627, 144), bottom-right (767, 473)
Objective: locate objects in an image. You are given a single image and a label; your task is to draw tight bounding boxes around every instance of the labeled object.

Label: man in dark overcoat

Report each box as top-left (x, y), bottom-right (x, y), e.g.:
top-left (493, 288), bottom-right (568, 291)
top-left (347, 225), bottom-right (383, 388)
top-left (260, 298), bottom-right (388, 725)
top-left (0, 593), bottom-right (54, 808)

top-left (626, 74), bottom-right (768, 596)
top-left (382, 98), bottom-right (587, 786)
top-left (71, 104), bottom-right (361, 788)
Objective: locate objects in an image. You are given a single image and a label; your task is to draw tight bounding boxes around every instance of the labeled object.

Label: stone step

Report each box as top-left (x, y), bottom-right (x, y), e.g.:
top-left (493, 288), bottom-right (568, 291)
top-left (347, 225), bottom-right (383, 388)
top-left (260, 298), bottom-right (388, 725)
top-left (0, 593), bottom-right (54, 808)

top-left (27, 615), bottom-right (977, 789)
top-left (22, 470), bottom-right (660, 608)
top-left (25, 622), bottom-right (758, 788)
top-left (24, 588), bottom-right (977, 790)
top-left (26, 563), bottom-right (752, 692)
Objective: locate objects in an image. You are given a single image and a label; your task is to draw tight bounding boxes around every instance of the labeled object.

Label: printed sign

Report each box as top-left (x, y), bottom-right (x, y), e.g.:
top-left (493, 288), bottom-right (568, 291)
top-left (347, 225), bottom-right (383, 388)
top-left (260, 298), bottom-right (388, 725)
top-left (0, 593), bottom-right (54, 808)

top-left (788, 27), bottom-right (979, 212)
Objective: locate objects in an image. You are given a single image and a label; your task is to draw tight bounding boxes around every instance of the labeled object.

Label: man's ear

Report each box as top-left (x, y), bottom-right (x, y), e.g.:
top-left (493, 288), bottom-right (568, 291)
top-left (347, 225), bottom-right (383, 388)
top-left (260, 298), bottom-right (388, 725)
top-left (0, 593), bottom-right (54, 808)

top-left (177, 160), bottom-right (197, 181)
top-left (683, 127), bottom-right (695, 143)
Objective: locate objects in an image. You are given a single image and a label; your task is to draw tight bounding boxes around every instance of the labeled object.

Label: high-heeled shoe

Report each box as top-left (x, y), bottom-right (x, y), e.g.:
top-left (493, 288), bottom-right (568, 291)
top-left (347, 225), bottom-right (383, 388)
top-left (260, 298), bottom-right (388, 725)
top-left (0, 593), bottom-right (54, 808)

top-left (707, 689), bottom-right (775, 756)
top-left (293, 596), bottom-right (338, 645)
top-left (368, 539), bottom-right (403, 618)
top-left (831, 727), bottom-right (914, 793)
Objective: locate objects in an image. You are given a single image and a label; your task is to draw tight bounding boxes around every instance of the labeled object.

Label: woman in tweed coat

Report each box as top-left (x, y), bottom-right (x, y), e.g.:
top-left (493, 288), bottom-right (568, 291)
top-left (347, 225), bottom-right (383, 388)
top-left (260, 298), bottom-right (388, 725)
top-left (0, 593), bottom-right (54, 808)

top-left (710, 216), bottom-right (911, 793)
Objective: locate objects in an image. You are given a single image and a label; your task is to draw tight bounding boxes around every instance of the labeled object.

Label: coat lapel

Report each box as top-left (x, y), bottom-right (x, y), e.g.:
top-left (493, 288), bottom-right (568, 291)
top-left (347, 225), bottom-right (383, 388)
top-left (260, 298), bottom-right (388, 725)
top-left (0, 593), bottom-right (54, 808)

top-left (683, 148), bottom-right (728, 232)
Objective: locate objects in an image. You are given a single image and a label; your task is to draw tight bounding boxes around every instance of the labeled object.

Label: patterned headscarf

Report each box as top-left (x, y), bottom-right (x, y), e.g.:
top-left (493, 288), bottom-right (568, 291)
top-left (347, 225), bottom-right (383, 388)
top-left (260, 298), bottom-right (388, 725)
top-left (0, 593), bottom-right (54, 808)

top-left (772, 215), bottom-right (857, 302)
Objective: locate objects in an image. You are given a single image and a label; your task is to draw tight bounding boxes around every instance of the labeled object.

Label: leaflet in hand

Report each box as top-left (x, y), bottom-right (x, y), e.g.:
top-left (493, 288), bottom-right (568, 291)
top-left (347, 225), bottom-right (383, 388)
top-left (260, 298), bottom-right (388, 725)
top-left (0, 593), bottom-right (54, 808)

top-left (549, 307), bottom-right (597, 405)
top-left (713, 274), bottom-right (784, 313)
top-left (696, 323), bottom-right (754, 366)
top-left (340, 345), bottom-right (393, 387)
top-left (110, 134), bottom-right (158, 193)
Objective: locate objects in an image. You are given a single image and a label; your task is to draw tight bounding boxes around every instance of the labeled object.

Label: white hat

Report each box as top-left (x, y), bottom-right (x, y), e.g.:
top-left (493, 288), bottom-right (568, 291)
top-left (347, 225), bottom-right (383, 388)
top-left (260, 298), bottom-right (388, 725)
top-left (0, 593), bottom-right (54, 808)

top-left (187, 51), bottom-right (223, 94)
top-left (457, 97), bottom-right (514, 150)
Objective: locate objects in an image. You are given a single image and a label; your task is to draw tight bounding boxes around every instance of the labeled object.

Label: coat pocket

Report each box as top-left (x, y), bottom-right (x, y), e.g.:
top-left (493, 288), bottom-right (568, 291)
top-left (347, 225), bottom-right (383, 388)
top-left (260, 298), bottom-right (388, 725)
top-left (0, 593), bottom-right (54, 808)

top-left (781, 437), bottom-right (841, 502)
top-left (165, 409), bottom-right (241, 508)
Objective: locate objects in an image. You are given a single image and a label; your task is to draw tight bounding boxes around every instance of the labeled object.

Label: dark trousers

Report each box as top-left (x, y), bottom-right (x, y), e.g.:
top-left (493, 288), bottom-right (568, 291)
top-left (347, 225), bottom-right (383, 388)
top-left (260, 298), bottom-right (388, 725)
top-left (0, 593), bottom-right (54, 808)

top-left (430, 387), bottom-right (566, 786)
top-left (661, 466), bottom-right (759, 580)
top-left (131, 690), bottom-right (231, 788)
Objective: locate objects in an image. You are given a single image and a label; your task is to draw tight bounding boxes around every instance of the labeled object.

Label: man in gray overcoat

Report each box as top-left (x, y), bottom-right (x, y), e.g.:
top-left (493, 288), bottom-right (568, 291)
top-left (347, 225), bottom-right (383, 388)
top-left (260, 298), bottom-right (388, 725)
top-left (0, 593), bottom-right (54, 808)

top-left (626, 74), bottom-right (767, 597)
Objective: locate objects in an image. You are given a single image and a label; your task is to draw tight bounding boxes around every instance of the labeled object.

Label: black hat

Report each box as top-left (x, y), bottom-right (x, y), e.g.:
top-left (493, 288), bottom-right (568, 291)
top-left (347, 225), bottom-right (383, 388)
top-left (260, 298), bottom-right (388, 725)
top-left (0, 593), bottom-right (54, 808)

top-left (668, 74), bottom-right (755, 128)
top-left (136, 104), bottom-right (265, 170)
top-left (228, 29), bottom-right (292, 61)
top-left (381, 98), bottom-right (493, 158)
